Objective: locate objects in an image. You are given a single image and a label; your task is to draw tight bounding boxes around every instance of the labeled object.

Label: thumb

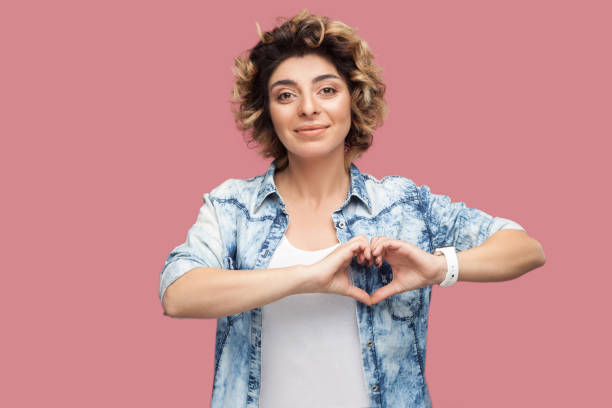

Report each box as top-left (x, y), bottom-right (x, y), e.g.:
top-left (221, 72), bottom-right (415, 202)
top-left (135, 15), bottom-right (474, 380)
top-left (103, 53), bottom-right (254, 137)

top-left (370, 281), bottom-right (401, 305)
top-left (344, 284), bottom-right (372, 306)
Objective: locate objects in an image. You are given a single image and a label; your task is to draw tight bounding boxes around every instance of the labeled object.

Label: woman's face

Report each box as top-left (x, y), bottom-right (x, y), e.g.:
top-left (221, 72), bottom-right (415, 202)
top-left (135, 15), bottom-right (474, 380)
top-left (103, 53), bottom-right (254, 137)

top-left (267, 53), bottom-right (352, 165)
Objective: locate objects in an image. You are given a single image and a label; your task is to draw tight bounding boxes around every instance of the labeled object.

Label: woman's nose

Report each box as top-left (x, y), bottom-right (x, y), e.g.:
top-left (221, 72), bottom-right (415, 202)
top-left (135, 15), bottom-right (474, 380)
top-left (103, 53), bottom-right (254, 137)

top-left (298, 93), bottom-right (320, 116)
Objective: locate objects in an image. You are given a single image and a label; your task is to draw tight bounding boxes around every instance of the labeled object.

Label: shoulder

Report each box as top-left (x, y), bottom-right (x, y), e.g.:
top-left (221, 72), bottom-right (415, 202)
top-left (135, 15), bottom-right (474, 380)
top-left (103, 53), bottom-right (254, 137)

top-left (204, 172), bottom-right (268, 216)
top-left (359, 170), bottom-right (424, 211)
top-left (206, 174), bottom-right (261, 198)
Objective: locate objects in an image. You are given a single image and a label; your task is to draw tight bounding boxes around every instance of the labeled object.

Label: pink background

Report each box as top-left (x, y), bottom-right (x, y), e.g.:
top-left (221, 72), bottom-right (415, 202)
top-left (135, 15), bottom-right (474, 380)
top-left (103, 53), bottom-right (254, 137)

top-left (2, 0), bottom-right (609, 406)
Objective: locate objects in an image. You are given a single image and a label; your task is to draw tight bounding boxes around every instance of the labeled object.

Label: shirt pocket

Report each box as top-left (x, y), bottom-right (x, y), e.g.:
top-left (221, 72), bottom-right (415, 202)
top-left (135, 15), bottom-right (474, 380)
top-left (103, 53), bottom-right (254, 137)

top-left (378, 260), bottom-right (423, 321)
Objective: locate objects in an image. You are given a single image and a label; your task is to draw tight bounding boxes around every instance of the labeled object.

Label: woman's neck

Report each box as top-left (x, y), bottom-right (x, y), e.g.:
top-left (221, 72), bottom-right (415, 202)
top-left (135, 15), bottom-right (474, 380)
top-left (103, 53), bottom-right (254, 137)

top-left (274, 155), bottom-right (350, 211)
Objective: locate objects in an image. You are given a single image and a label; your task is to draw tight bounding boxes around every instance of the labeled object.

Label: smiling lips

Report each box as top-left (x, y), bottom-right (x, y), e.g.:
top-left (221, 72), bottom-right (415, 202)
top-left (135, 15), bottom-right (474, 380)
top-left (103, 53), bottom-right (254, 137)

top-left (295, 124), bottom-right (330, 136)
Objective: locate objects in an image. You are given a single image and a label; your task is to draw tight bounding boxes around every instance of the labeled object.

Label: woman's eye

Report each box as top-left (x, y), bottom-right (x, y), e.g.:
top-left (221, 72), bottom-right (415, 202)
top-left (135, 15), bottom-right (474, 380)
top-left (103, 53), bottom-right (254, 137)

top-left (276, 87), bottom-right (336, 102)
top-left (277, 92), bottom-right (293, 101)
top-left (321, 87), bottom-right (337, 95)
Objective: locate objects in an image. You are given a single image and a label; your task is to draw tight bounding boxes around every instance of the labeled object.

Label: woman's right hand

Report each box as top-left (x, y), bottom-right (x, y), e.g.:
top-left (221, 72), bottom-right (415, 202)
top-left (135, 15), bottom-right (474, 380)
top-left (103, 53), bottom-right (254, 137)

top-left (296, 234), bottom-right (373, 305)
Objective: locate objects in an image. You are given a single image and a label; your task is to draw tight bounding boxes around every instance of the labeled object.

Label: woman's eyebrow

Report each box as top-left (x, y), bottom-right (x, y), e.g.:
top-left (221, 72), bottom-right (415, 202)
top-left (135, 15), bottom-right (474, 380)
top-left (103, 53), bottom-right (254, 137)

top-left (269, 74), bottom-right (341, 91)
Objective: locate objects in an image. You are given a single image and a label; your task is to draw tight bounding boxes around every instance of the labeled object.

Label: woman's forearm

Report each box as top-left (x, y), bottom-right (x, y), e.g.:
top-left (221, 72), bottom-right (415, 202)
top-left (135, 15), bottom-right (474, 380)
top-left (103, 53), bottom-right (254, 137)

top-left (162, 265), bottom-right (308, 319)
top-left (443, 229), bottom-right (546, 283)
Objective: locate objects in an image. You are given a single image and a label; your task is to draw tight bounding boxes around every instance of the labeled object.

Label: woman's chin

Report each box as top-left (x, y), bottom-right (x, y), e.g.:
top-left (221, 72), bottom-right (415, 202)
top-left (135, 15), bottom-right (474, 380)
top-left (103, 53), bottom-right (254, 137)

top-left (288, 148), bottom-right (345, 163)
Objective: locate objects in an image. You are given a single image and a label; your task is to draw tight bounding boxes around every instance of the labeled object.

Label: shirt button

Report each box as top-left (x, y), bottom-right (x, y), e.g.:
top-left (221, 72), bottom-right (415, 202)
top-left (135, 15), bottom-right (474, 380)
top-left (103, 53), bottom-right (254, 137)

top-left (367, 341), bottom-right (373, 347)
top-left (338, 220), bottom-right (346, 228)
top-left (371, 385), bottom-right (379, 392)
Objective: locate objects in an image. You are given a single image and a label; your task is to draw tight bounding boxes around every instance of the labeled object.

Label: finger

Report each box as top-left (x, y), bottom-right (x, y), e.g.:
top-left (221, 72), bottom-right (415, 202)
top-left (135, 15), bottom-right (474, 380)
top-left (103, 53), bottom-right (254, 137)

top-left (353, 241), bottom-right (363, 263)
top-left (383, 239), bottom-right (418, 263)
top-left (371, 236), bottom-right (391, 257)
top-left (352, 240), bottom-right (367, 254)
top-left (372, 237), bottom-right (392, 265)
top-left (353, 235), bottom-right (372, 266)
top-left (350, 237), bottom-right (372, 266)
top-left (335, 242), bottom-right (361, 270)
top-left (382, 238), bottom-right (401, 252)
top-left (350, 241), bottom-right (367, 264)
top-left (356, 235), bottom-right (369, 264)
top-left (370, 282), bottom-right (400, 305)
top-left (364, 241), bottom-right (373, 267)
top-left (370, 236), bottom-right (382, 252)
top-left (378, 238), bottom-right (402, 258)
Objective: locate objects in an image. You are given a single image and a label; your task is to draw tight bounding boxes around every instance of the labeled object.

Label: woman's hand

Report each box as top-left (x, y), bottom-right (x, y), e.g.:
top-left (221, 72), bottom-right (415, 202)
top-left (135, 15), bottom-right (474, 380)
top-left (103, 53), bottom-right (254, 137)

top-left (298, 234), bottom-right (373, 305)
top-left (369, 237), bottom-right (446, 305)
top-left (297, 235), bottom-right (445, 306)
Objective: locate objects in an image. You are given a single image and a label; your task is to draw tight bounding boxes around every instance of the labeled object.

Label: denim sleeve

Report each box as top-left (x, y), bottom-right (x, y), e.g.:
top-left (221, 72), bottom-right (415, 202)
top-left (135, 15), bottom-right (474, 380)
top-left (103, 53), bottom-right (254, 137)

top-left (418, 184), bottom-right (526, 252)
top-left (159, 192), bottom-right (225, 303)
top-left (490, 217), bottom-right (525, 233)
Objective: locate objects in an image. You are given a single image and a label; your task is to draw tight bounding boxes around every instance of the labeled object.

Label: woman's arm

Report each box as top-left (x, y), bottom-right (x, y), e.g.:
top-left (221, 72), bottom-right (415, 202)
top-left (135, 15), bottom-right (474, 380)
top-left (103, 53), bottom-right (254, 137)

top-left (368, 230), bottom-right (546, 304)
top-left (415, 183), bottom-right (546, 284)
top-left (162, 265), bottom-right (306, 319)
top-left (436, 228), bottom-right (546, 283)
top-left (163, 235), bottom-right (375, 318)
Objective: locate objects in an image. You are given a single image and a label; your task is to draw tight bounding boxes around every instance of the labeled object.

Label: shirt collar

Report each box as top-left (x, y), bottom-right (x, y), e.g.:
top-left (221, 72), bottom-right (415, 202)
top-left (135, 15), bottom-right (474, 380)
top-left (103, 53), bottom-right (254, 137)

top-left (254, 161), bottom-right (372, 213)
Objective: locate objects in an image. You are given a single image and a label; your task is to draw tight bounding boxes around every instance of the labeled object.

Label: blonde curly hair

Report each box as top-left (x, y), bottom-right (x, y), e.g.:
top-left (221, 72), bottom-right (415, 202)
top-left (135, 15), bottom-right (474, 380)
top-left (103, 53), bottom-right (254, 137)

top-left (231, 9), bottom-right (387, 172)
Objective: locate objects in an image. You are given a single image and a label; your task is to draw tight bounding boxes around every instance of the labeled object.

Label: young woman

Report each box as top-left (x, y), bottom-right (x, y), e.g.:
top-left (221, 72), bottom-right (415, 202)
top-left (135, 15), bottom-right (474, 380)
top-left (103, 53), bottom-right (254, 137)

top-left (159, 9), bottom-right (546, 408)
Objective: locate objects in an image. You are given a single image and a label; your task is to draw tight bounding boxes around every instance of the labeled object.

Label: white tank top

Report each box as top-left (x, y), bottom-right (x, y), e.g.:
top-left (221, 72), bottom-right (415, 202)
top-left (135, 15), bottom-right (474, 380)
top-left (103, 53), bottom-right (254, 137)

top-left (259, 234), bottom-right (371, 408)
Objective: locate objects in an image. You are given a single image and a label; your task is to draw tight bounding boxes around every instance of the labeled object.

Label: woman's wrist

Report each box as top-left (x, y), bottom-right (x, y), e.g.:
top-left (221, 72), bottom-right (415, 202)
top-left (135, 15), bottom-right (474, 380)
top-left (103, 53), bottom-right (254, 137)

top-left (433, 253), bottom-right (448, 286)
top-left (290, 264), bottom-right (315, 295)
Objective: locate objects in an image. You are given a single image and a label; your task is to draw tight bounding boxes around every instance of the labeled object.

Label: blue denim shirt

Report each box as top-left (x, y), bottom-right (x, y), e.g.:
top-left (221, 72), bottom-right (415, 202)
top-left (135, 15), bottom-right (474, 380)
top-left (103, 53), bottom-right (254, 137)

top-left (159, 162), bottom-right (524, 408)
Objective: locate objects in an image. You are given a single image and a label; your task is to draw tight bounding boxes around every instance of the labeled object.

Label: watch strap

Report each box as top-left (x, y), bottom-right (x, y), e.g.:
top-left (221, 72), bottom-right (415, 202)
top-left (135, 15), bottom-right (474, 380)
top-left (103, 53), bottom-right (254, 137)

top-left (433, 246), bottom-right (459, 287)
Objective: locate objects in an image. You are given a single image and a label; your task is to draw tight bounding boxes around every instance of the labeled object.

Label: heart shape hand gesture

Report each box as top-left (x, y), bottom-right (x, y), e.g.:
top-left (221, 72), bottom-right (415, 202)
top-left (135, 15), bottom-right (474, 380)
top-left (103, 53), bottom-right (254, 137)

top-left (299, 234), bottom-right (446, 305)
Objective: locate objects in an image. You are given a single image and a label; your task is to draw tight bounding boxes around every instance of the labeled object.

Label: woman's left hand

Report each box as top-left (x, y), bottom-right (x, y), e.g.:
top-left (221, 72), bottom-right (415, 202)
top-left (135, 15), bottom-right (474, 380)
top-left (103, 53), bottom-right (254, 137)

top-left (366, 237), bottom-right (447, 305)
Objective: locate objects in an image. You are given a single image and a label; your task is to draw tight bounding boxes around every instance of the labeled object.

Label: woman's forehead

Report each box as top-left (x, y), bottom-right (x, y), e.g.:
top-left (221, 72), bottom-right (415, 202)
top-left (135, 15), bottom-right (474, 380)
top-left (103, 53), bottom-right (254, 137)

top-left (269, 54), bottom-right (341, 85)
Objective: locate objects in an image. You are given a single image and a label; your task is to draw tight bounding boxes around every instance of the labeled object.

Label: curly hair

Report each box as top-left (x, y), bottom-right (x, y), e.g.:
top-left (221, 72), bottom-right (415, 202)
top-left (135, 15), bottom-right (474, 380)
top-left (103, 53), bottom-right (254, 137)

top-left (231, 9), bottom-right (387, 172)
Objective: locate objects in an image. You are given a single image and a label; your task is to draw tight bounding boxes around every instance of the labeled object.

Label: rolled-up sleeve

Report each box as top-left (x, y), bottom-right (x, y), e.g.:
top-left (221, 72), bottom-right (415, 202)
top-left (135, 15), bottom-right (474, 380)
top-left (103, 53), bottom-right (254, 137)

top-left (418, 185), bottom-right (525, 252)
top-left (159, 192), bottom-right (225, 304)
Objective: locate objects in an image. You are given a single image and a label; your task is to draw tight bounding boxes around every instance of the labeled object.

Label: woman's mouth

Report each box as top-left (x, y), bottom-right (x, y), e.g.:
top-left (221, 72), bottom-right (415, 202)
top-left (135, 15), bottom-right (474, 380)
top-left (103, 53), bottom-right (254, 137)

top-left (295, 126), bottom-right (330, 137)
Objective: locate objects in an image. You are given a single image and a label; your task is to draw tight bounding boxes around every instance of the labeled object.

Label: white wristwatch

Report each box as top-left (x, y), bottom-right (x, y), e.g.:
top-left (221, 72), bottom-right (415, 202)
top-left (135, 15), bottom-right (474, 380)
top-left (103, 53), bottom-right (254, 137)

top-left (433, 246), bottom-right (459, 287)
